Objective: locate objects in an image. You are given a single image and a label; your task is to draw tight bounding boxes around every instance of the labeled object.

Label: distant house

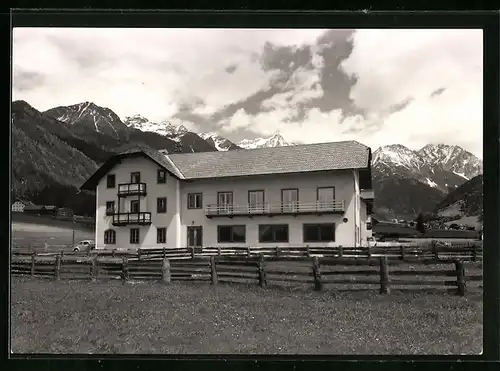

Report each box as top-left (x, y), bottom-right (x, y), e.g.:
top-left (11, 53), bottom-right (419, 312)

top-left (41, 205), bottom-right (58, 216)
top-left (57, 207), bottom-right (74, 218)
top-left (11, 199), bottom-right (35, 213)
top-left (24, 205), bottom-right (58, 216)
top-left (24, 205), bottom-right (44, 214)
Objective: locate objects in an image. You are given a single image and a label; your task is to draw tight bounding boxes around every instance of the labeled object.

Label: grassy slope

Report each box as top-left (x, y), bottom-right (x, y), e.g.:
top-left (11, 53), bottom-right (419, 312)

top-left (11, 277), bottom-right (482, 355)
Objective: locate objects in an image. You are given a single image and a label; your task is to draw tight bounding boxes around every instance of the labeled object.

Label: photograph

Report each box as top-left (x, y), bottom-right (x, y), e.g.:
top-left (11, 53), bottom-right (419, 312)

top-left (11, 26), bottom-right (483, 355)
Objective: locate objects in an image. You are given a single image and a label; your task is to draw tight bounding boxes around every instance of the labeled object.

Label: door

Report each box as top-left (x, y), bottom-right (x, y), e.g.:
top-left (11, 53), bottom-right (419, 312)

top-left (249, 190), bottom-right (265, 212)
top-left (187, 226), bottom-right (203, 253)
top-left (131, 172), bottom-right (141, 184)
top-left (281, 189), bottom-right (298, 212)
top-left (217, 192), bottom-right (233, 214)
top-left (317, 187), bottom-right (335, 211)
top-left (130, 200), bottom-right (140, 213)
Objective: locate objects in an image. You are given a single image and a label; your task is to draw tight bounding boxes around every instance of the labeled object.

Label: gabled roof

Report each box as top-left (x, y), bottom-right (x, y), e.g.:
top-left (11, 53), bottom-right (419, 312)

top-left (168, 140), bottom-right (370, 179)
top-left (80, 146), bottom-right (183, 190)
top-left (80, 141), bottom-right (371, 190)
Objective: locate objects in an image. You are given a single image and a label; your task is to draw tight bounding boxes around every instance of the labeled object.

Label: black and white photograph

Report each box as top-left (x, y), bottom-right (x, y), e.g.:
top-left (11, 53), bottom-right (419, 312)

top-left (11, 25), bottom-right (483, 355)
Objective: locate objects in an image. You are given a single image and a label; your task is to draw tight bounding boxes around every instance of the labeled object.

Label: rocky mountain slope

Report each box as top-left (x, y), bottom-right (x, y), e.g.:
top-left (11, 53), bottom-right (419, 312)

top-left (124, 114), bottom-right (188, 138)
top-left (435, 174), bottom-right (483, 218)
top-left (199, 132), bottom-right (240, 151)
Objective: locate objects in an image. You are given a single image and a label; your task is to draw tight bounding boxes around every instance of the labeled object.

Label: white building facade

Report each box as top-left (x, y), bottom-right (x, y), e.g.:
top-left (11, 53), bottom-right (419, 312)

top-left (12, 201), bottom-right (26, 213)
top-left (81, 141), bottom-right (374, 250)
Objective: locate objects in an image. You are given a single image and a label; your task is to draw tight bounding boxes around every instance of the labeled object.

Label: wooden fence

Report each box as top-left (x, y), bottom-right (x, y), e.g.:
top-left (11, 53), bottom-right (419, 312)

top-left (11, 253), bottom-right (483, 296)
top-left (11, 242), bottom-right (483, 262)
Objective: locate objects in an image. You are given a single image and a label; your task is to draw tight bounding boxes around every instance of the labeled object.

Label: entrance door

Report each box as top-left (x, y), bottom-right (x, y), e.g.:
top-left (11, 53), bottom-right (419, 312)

top-left (187, 226), bottom-right (203, 253)
top-left (130, 200), bottom-right (140, 213)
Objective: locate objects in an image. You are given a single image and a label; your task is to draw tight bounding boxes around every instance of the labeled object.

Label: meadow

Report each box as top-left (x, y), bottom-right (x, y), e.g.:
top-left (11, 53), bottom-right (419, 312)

top-left (10, 276), bottom-right (482, 355)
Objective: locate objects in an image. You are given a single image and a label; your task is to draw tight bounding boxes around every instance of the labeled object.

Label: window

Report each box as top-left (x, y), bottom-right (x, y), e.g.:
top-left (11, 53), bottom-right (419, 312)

top-left (187, 193), bottom-right (203, 209)
top-left (130, 200), bottom-right (139, 213)
top-left (157, 197), bottom-right (167, 213)
top-left (131, 172), bottom-right (141, 184)
top-left (218, 225), bottom-right (246, 243)
top-left (317, 187), bottom-right (335, 202)
top-left (157, 169), bottom-right (167, 184)
top-left (105, 201), bottom-right (115, 215)
top-left (258, 224), bottom-right (289, 243)
top-left (157, 227), bottom-right (166, 244)
top-left (106, 174), bottom-right (116, 188)
top-left (248, 190), bottom-right (265, 211)
top-left (281, 188), bottom-right (298, 212)
top-left (130, 228), bottom-right (140, 244)
top-left (303, 224), bottom-right (335, 242)
top-left (104, 229), bottom-right (116, 244)
top-left (217, 192), bottom-right (233, 213)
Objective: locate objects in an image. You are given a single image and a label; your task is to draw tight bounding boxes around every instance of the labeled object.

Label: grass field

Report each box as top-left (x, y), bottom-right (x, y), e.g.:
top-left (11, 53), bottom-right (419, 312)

top-left (11, 220), bottom-right (94, 249)
top-left (11, 276), bottom-right (482, 355)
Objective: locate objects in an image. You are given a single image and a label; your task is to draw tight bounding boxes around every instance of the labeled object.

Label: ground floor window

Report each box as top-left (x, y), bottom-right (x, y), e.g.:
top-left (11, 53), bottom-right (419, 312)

top-left (130, 228), bottom-right (140, 244)
top-left (303, 223), bottom-right (335, 242)
top-left (258, 224), bottom-right (289, 243)
top-left (104, 229), bottom-right (116, 244)
top-left (218, 225), bottom-right (246, 243)
top-left (157, 227), bottom-right (166, 244)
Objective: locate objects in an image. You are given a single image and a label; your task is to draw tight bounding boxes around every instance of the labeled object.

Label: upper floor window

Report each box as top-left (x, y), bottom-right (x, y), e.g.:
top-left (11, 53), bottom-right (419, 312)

top-left (106, 174), bottom-right (116, 188)
top-left (317, 187), bottom-right (335, 202)
top-left (157, 197), bottom-right (167, 213)
top-left (157, 169), bottom-right (167, 184)
top-left (303, 223), bottom-right (335, 242)
top-left (104, 229), bottom-right (116, 244)
top-left (258, 224), bottom-right (289, 243)
top-left (187, 193), bottom-right (203, 209)
top-left (248, 190), bottom-right (265, 210)
top-left (281, 188), bottom-right (298, 212)
top-left (131, 172), bottom-right (141, 184)
top-left (105, 201), bottom-right (115, 215)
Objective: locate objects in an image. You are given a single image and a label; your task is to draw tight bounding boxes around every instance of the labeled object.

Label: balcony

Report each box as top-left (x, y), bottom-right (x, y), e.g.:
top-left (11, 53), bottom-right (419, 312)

top-left (111, 212), bottom-right (152, 226)
top-left (117, 183), bottom-right (147, 197)
top-left (205, 201), bottom-right (345, 219)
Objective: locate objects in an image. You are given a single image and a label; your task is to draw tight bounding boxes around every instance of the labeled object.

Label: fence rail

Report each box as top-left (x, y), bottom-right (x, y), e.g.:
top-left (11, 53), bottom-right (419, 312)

top-left (11, 252), bottom-right (482, 296)
top-left (12, 242), bottom-right (483, 263)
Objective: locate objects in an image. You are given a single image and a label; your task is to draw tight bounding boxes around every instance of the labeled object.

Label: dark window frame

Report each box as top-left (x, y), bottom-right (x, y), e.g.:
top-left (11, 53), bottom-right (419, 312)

top-left (157, 197), bottom-right (167, 213)
top-left (217, 225), bottom-right (246, 243)
top-left (187, 193), bottom-right (203, 209)
top-left (248, 190), bottom-right (265, 205)
top-left (281, 188), bottom-right (299, 203)
top-left (157, 169), bottom-right (167, 184)
top-left (106, 174), bottom-right (116, 188)
top-left (157, 227), bottom-right (167, 244)
top-left (316, 186), bottom-right (336, 201)
top-left (104, 229), bottom-right (116, 244)
top-left (130, 228), bottom-right (140, 244)
top-left (217, 191), bottom-right (234, 205)
top-left (258, 224), bottom-right (289, 243)
top-left (105, 201), bottom-right (115, 215)
top-left (130, 172), bottom-right (141, 184)
top-left (303, 223), bottom-right (336, 243)
top-left (130, 200), bottom-right (140, 213)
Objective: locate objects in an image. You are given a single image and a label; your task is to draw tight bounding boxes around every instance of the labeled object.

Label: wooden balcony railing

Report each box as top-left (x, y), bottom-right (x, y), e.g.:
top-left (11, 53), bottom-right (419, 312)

top-left (111, 212), bottom-right (152, 226)
top-left (117, 183), bottom-right (147, 197)
top-left (205, 200), bottom-right (345, 218)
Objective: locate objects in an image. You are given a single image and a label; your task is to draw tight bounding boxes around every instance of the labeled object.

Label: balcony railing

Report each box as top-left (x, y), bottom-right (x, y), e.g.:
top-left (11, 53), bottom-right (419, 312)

top-left (205, 200), bottom-right (345, 218)
top-left (117, 183), bottom-right (147, 197)
top-left (111, 212), bottom-right (152, 226)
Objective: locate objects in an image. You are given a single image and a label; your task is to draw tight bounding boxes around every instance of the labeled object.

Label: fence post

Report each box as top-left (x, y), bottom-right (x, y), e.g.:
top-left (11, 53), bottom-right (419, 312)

top-left (31, 252), bottom-right (36, 277)
top-left (338, 245), bottom-right (344, 258)
top-left (218, 246), bottom-right (221, 256)
top-left (379, 256), bottom-right (390, 294)
top-left (275, 246), bottom-right (280, 259)
top-left (191, 246), bottom-right (195, 259)
top-left (367, 245), bottom-right (372, 259)
top-left (312, 257), bottom-right (322, 291)
top-left (247, 246), bottom-right (251, 258)
top-left (258, 254), bottom-right (267, 288)
top-left (432, 240), bottom-right (438, 260)
top-left (306, 245), bottom-right (310, 257)
top-left (162, 258), bottom-right (171, 283)
top-left (91, 256), bottom-right (97, 280)
top-left (54, 255), bottom-right (61, 280)
top-left (112, 249), bottom-right (116, 258)
top-left (472, 244), bottom-right (477, 262)
top-left (399, 245), bottom-right (405, 261)
top-left (122, 257), bottom-right (129, 282)
top-left (455, 260), bottom-right (466, 296)
top-left (137, 249), bottom-right (141, 261)
top-left (210, 256), bottom-right (218, 285)
top-left (163, 247), bottom-right (166, 259)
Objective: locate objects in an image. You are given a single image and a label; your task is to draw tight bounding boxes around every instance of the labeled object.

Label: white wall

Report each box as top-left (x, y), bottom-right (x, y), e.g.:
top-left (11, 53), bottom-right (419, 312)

top-left (179, 171), bottom-right (359, 247)
top-left (95, 156), bottom-right (180, 250)
top-left (12, 201), bottom-right (25, 212)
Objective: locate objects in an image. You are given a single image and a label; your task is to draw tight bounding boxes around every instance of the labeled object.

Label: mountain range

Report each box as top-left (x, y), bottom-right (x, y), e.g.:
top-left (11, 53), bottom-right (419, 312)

top-left (11, 100), bottom-right (483, 220)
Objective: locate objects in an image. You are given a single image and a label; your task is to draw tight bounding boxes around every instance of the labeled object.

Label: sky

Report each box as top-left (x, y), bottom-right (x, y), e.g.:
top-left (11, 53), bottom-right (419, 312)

top-left (12, 28), bottom-right (483, 158)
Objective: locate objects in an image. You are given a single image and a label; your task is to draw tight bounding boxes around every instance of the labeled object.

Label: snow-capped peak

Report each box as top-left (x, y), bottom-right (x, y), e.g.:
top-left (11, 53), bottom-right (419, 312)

top-left (373, 144), bottom-right (424, 171)
top-left (237, 132), bottom-right (296, 149)
top-left (199, 132), bottom-right (234, 151)
top-left (124, 115), bottom-right (188, 138)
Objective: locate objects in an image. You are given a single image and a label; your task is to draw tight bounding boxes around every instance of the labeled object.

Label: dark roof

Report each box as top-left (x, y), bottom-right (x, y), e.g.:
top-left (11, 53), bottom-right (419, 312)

top-left (168, 140), bottom-right (370, 179)
top-left (24, 205), bottom-right (43, 211)
top-left (81, 141), bottom-right (371, 189)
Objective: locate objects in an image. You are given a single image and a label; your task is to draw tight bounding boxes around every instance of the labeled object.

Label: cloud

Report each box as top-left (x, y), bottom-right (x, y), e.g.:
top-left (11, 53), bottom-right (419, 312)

top-left (12, 28), bottom-right (483, 158)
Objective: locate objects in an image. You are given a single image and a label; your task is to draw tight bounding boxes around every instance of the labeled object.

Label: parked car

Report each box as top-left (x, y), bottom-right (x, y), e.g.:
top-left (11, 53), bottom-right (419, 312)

top-left (73, 240), bottom-right (96, 252)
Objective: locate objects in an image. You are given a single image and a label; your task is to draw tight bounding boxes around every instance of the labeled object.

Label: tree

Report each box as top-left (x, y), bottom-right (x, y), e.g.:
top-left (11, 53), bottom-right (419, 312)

top-left (415, 213), bottom-right (426, 234)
